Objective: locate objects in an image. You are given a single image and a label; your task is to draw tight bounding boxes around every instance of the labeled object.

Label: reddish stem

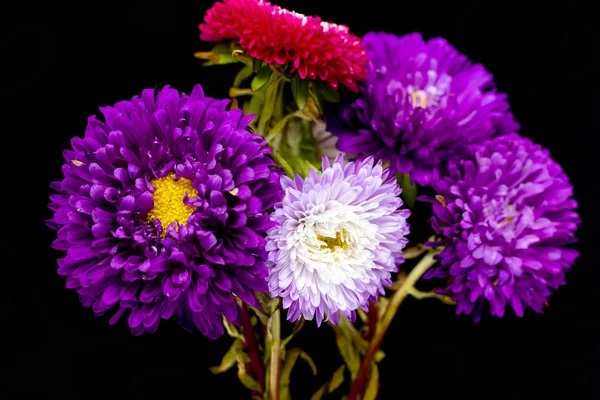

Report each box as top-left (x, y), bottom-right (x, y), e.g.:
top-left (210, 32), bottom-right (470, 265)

top-left (241, 304), bottom-right (265, 394)
top-left (365, 301), bottom-right (378, 342)
top-left (347, 253), bottom-right (437, 400)
top-left (347, 329), bottom-right (386, 400)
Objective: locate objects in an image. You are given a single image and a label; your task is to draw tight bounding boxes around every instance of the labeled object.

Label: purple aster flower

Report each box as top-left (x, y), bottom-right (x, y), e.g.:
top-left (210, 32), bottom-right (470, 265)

top-left (266, 155), bottom-right (410, 325)
top-left (329, 32), bottom-right (519, 186)
top-left (47, 85), bottom-right (283, 338)
top-left (422, 134), bottom-right (580, 319)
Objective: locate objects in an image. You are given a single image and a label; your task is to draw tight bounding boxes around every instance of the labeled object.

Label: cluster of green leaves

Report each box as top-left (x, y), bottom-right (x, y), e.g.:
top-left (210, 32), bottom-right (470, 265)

top-left (210, 294), bottom-right (348, 400)
top-left (195, 41), bottom-right (341, 178)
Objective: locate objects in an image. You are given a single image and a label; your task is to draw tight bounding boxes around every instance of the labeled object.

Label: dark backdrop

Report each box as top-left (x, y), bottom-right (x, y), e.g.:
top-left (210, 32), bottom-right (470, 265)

top-left (2, 1), bottom-right (598, 399)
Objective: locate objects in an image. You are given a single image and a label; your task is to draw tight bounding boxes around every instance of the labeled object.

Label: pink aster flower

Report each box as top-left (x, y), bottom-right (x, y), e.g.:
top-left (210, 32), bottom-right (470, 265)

top-left (199, 0), bottom-right (368, 92)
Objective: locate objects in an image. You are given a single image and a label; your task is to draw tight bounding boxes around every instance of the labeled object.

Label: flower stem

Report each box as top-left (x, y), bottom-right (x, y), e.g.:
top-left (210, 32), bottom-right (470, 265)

top-left (241, 304), bottom-right (265, 394)
top-left (269, 307), bottom-right (281, 400)
top-left (365, 301), bottom-right (378, 342)
top-left (408, 287), bottom-right (456, 305)
top-left (347, 250), bottom-right (438, 400)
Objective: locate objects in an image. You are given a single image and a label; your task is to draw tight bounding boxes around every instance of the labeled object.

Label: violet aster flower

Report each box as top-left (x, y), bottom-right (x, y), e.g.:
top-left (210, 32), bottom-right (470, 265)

top-left (423, 134), bottom-right (580, 319)
top-left (329, 32), bottom-right (519, 185)
top-left (266, 155), bottom-right (410, 325)
top-left (47, 85), bottom-right (282, 338)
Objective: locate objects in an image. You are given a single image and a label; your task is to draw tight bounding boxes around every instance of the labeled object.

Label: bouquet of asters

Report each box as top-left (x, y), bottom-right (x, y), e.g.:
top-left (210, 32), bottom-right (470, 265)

top-left (46, 1), bottom-right (580, 398)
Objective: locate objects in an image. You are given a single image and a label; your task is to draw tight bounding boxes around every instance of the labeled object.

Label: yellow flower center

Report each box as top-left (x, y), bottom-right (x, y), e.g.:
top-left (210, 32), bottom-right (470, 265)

top-left (411, 90), bottom-right (428, 108)
top-left (318, 229), bottom-right (349, 251)
top-left (146, 173), bottom-right (198, 237)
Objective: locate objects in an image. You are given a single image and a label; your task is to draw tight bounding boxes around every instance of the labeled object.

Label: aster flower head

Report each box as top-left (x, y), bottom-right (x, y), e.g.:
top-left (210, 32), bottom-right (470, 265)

top-left (266, 155), bottom-right (410, 325)
top-left (423, 134), bottom-right (580, 319)
top-left (329, 32), bottom-right (519, 185)
top-left (47, 85), bottom-right (283, 338)
top-left (199, 0), bottom-right (368, 92)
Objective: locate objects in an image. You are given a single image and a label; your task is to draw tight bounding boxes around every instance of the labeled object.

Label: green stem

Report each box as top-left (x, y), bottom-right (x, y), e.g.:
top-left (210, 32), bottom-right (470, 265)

top-left (269, 307), bottom-right (281, 400)
top-left (408, 287), bottom-right (456, 305)
top-left (347, 250), bottom-right (438, 400)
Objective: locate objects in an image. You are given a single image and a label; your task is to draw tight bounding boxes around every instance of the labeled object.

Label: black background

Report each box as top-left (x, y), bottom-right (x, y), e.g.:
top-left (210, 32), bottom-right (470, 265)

top-left (2, 1), bottom-right (598, 399)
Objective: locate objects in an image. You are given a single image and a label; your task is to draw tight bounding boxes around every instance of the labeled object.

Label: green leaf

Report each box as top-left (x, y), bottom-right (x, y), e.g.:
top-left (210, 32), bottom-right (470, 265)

top-left (251, 66), bottom-right (273, 92)
top-left (396, 172), bottom-right (417, 208)
top-left (252, 58), bottom-right (262, 72)
top-left (357, 309), bottom-right (369, 324)
top-left (291, 77), bottom-right (309, 110)
top-left (256, 77), bottom-right (283, 134)
top-left (280, 349), bottom-right (301, 386)
top-left (298, 350), bottom-right (318, 376)
top-left (266, 111), bottom-right (301, 143)
top-left (363, 363), bottom-right (379, 400)
top-left (223, 316), bottom-right (244, 339)
top-left (318, 81), bottom-right (340, 103)
top-left (374, 350), bottom-right (385, 363)
top-left (249, 306), bottom-right (270, 326)
top-left (328, 365), bottom-right (345, 392)
top-left (281, 318), bottom-right (304, 349)
top-left (212, 42), bottom-right (233, 54)
top-left (310, 365), bottom-right (346, 400)
top-left (304, 159), bottom-right (321, 175)
top-left (209, 339), bottom-right (242, 374)
top-left (333, 325), bottom-right (360, 379)
top-left (301, 96), bottom-right (323, 124)
top-left (247, 93), bottom-right (264, 116)
top-left (338, 315), bottom-right (369, 354)
top-left (274, 152), bottom-right (295, 178)
top-left (279, 348), bottom-right (309, 399)
top-left (233, 64), bottom-right (254, 88)
top-left (194, 43), bottom-right (238, 66)
top-left (310, 387), bottom-right (326, 400)
top-left (236, 352), bottom-right (261, 392)
top-left (297, 159), bottom-right (310, 178)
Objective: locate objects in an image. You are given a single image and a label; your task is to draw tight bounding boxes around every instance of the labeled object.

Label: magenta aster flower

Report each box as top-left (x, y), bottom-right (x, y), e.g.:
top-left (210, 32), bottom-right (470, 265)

top-left (266, 155), bottom-right (410, 325)
top-left (329, 32), bottom-right (519, 185)
top-left (423, 134), bottom-right (580, 319)
top-left (46, 85), bottom-right (283, 338)
top-left (199, 0), bottom-right (368, 92)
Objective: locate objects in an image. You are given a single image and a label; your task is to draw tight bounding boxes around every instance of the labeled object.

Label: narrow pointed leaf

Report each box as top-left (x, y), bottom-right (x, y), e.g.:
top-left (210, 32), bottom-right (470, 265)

top-left (363, 363), bottom-right (379, 400)
top-left (298, 159), bottom-right (309, 178)
top-left (274, 152), bottom-right (295, 178)
top-left (299, 350), bottom-right (317, 375)
top-left (280, 349), bottom-right (301, 384)
top-left (310, 365), bottom-right (346, 400)
top-left (249, 305), bottom-right (270, 326)
top-left (280, 318), bottom-right (305, 349)
top-left (233, 64), bottom-right (255, 88)
top-left (247, 93), bottom-right (264, 116)
top-left (318, 82), bottom-right (340, 103)
top-left (251, 66), bottom-right (273, 92)
top-left (252, 58), bottom-right (262, 72)
top-left (328, 365), bottom-right (345, 392)
top-left (304, 159), bottom-right (321, 175)
top-left (236, 354), bottom-right (261, 392)
top-left (291, 77), bottom-right (309, 110)
top-left (223, 316), bottom-right (244, 339)
top-left (333, 327), bottom-right (360, 379)
top-left (209, 339), bottom-right (242, 374)
top-left (266, 111), bottom-right (301, 143)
